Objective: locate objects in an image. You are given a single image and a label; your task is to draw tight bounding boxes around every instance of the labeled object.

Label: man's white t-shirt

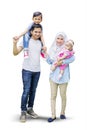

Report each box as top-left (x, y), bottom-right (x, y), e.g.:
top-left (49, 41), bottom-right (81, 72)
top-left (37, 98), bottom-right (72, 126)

top-left (19, 38), bottom-right (42, 72)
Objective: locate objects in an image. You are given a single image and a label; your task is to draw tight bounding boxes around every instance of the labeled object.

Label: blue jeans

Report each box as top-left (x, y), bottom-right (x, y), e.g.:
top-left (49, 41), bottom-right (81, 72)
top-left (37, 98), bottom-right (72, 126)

top-left (21, 69), bottom-right (40, 111)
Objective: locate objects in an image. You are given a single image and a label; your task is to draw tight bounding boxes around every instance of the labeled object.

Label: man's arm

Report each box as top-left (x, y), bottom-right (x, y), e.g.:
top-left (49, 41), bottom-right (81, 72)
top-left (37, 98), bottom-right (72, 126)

top-left (13, 38), bottom-right (23, 55)
top-left (13, 28), bottom-right (28, 40)
top-left (18, 28), bottom-right (29, 39)
top-left (41, 34), bottom-right (45, 46)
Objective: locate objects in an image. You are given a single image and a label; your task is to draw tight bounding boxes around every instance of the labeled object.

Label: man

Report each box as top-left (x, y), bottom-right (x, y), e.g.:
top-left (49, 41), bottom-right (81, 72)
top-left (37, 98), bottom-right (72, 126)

top-left (13, 24), bottom-right (45, 122)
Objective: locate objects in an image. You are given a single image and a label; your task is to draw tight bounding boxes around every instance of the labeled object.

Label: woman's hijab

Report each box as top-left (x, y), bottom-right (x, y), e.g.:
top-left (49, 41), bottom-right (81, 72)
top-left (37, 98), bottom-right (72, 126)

top-left (48, 32), bottom-right (68, 59)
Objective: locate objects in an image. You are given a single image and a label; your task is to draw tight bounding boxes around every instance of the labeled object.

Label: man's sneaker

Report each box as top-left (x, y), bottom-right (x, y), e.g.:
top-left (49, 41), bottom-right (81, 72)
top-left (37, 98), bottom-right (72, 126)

top-left (27, 108), bottom-right (38, 118)
top-left (20, 111), bottom-right (26, 122)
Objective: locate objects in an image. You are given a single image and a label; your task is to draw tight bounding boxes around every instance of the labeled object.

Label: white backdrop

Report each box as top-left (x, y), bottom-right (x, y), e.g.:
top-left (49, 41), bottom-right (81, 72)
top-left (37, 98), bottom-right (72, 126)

top-left (0, 0), bottom-right (86, 130)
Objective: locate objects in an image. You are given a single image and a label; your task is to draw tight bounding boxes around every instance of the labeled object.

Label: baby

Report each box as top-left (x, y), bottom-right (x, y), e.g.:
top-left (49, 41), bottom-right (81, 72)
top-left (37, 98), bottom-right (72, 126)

top-left (50, 39), bottom-right (75, 80)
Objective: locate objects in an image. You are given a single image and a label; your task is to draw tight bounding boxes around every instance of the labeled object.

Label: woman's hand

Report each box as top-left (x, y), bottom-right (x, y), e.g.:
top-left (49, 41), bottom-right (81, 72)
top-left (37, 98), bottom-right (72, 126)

top-left (57, 59), bottom-right (63, 66)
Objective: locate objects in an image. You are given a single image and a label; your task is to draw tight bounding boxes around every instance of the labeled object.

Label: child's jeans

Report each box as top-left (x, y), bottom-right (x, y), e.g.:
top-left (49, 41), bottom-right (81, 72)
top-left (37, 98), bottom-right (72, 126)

top-left (23, 32), bottom-right (30, 48)
top-left (23, 32), bottom-right (30, 58)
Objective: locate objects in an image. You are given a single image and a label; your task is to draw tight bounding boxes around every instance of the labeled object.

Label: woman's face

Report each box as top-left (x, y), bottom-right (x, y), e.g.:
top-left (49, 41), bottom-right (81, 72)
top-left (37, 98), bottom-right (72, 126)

top-left (56, 35), bottom-right (65, 46)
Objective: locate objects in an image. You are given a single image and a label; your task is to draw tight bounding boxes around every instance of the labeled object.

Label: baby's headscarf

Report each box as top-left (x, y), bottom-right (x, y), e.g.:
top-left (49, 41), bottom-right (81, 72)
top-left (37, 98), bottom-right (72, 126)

top-left (48, 32), bottom-right (68, 59)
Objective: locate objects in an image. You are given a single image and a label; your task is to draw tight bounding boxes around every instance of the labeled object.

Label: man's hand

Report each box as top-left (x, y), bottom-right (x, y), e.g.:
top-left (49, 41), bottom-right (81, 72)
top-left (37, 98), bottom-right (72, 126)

top-left (41, 46), bottom-right (49, 58)
top-left (42, 46), bottom-right (47, 53)
top-left (13, 37), bottom-right (19, 44)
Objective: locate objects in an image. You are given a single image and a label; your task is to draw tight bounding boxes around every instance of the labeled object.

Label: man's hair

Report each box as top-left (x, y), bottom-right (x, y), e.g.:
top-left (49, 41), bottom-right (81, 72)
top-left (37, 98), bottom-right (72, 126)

top-left (29, 24), bottom-right (42, 37)
top-left (33, 11), bottom-right (42, 19)
top-left (30, 23), bottom-right (42, 32)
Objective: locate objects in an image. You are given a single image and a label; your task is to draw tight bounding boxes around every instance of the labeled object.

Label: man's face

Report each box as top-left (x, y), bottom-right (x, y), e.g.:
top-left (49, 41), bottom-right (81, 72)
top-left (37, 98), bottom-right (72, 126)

top-left (31, 28), bottom-right (42, 40)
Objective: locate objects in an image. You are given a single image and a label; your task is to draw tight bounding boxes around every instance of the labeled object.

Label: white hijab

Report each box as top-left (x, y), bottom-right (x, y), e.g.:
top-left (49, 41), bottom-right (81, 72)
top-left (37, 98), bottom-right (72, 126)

top-left (48, 32), bottom-right (68, 59)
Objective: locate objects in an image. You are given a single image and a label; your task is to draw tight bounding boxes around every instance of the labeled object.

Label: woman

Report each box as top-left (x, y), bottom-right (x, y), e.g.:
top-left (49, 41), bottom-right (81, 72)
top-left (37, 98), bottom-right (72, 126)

top-left (46, 32), bottom-right (75, 122)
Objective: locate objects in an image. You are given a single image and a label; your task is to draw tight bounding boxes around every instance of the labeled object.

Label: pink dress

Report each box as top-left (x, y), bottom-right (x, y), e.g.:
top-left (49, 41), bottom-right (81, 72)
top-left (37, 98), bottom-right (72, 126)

top-left (53, 48), bottom-right (74, 70)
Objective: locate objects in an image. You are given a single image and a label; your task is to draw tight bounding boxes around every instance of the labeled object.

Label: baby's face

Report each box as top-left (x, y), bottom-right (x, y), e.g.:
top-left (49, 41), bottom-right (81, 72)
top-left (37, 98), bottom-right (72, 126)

top-left (65, 41), bottom-right (73, 51)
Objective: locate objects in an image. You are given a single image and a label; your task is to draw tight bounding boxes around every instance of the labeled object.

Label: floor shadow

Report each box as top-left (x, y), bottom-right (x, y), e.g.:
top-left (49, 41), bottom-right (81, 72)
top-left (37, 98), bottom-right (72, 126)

top-left (12, 114), bottom-right (73, 122)
top-left (27, 115), bottom-right (48, 122)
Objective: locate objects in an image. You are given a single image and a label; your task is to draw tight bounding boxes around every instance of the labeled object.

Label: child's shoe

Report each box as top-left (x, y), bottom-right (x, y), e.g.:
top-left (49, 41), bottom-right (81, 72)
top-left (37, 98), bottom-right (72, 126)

top-left (40, 49), bottom-right (45, 58)
top-left (24, 49), bottom-right (29, 59)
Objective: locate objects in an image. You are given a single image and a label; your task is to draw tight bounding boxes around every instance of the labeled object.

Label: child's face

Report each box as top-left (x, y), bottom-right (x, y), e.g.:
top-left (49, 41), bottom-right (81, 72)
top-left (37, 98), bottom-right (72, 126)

top-left (32, 15), bottom-right (42, 24)
top-left (56, 35), bottom-right (65, 46)
top-left (65, 41), bottom-right (73, 51)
